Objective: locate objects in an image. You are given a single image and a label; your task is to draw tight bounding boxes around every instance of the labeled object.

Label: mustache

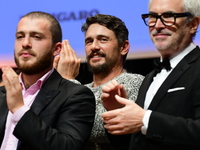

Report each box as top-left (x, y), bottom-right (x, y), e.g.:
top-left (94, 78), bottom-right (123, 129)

top-left (87, 51), bottom-right (106, 59)
top-left (151, 29), bottom-right (172, 36)
top-left (18, 49), bottom-right (36, 56)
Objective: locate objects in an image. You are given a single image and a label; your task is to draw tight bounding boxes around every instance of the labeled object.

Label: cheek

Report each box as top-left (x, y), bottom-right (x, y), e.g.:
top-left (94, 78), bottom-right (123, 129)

top-left (14, 41), bottom-right (21, 50)
top-left (85, 47), bottom-right (90, 55)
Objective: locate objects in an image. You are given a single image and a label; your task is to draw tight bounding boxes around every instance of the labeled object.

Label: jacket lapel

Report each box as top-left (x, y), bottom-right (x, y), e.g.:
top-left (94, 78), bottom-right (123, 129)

top-left (30, 70), bottom-right (61, 115)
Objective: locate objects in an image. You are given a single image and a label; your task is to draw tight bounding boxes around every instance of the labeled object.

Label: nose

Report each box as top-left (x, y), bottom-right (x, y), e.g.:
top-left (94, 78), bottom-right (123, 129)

top-left (91, 40), bottom-right (100, 51)
top-left (154, 18), bottom-right (166, 29)
top-left (22, 37), bottom-right (32, 49)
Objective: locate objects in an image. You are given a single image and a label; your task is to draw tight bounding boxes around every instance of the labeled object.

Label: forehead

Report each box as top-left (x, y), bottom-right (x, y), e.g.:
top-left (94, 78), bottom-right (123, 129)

top-left (149, 0), bottom-right (184, 13)
top-left (16, 17), bottom-right (51, 34)
top-left (85, 23), bottom-right (116, 38)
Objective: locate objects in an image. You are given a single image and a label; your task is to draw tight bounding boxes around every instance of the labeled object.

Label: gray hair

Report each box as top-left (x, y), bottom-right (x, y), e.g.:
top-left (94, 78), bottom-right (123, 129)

top-left (148, 0), bottom-right (200, 38)
top-left (148, 0), bottom-right (200, 17)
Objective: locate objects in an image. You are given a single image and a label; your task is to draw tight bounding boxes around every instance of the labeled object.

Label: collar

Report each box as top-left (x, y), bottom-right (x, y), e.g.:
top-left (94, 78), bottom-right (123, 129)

top-left (19, 68), bottom-right (54, 92)
top-left (160, 42), bottom-right (196, 70)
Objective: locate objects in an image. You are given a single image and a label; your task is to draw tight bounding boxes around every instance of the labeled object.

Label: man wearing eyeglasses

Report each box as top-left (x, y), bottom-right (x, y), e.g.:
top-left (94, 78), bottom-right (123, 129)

top-left (101, 0), bottom-right (200, 149)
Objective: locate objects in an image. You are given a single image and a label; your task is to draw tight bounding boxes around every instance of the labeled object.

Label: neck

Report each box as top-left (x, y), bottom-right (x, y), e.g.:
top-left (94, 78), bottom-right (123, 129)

top-left (92, 67), bottom-right (124, 87)
top-left (21, 68), bottom-right (51, 89)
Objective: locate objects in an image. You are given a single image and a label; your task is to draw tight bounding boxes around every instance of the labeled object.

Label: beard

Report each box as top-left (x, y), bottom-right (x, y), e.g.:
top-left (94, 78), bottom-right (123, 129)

top-left (15, 49), bottom-right (53, 75)
top-left (86, 51), bottom-right (118, 74)
top-left (87, 61), bottom-right (111, 74)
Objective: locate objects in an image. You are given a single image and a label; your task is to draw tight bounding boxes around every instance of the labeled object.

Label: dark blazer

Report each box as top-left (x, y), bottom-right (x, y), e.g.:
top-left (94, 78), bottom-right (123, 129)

top-left (129, 46), bottom-right (200, 150)
top-left (0, 70), bottom-right (95, 150)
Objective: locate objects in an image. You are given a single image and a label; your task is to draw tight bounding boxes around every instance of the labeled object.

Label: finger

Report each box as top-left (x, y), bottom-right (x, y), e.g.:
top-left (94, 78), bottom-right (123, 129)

top-left (115, 95), bottom-right (131, 106)
top-left (118, 84), bottom-right (128, 98)
top-left (65, 40), bottom-right (74, 57)
top-left (104, 123), bottom-right (126, 135)
top-left (104, 123), bottom-right (123, 131)
top-left (2, 66), bottom-right (19, 90)
top-left (2, 69), bottom-right (9, 89)
top-left (53, 55), bottom-right (60, 69)
top-left (101, 84), bottom-right (112, 93)
top-left (66, 40), bottom-right (80, 61)
top-left (107, 129), bottom-right (125, 135)
top-left (60, 40), bottom-right (67, 56)
top-left (102, 80), bottom-right (118, 92)
top-left (102, 109), bottom-right (119, 120)
top-left (101, 92), bottom-right (110, 99)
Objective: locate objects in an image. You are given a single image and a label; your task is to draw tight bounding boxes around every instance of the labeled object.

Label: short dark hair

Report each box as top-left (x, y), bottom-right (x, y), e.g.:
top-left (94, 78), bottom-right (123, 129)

top-left (81, 14), bottom-right (129, 63)
top-left (81, 14), bottom-right (129, 44)
top-left (21, 11), bottom-right (62, 45)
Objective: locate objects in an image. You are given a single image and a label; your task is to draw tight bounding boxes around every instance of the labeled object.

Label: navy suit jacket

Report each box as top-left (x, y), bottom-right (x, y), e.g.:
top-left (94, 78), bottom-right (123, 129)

top-left (0, 70), bottom-right (95, 150)
top-left (108, 46), bottom-right (200, 150)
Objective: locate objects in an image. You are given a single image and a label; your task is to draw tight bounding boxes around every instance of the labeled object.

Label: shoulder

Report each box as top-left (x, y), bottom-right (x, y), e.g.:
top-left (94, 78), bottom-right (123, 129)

top-left (61, 78), bottom-right (92, 93)
top-left (48, 71), bottom-right (94, 98)
top-left (115, 72), bottom-right (144, 85)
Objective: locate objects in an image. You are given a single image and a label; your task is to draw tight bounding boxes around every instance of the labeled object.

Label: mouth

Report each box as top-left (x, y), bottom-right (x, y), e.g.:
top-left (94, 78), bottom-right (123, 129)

top-left (20, 51), bottom-right (34, 58)
top-left (153, 33), bottom-right (170, 37)
top-left (89, 52), bottom-right (106, 60)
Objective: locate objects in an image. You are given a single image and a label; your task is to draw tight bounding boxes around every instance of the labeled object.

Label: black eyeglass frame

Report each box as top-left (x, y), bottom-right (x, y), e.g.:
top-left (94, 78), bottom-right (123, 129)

top-left (141, 12), bottom-right (192, 27)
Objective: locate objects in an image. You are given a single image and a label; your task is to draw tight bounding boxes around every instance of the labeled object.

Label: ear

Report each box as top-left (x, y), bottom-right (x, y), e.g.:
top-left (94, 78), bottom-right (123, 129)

top-left (120, 40), bottom-right (130, 56)
top-left (190, 16), bottom-right (200, 35)
top-left (53, 42), bottom-right (62, 56)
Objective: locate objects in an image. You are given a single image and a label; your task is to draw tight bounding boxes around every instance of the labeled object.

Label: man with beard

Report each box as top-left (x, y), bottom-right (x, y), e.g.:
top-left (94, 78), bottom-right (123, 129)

top-left (101, 0), bottom-right (200, 150)
top-left (54, 14), bottom-right (144, 150)
top-left (0, 11), bottom-right (95, 150)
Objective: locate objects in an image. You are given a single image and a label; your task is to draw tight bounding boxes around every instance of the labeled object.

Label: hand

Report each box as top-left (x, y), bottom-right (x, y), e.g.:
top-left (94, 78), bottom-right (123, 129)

top-left (2, 66), bottom-right (24, 113)
top-left (101, 80), bottom-right (128, 111)
top-left (54, 40), bottom-right (81, 79)
top-left (102, 95), bottom-right (146, 135)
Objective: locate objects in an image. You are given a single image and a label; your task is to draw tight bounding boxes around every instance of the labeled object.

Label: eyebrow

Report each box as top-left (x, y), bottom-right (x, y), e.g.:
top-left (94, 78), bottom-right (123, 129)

top-left (149, 11), bottom-right (175, 14)
top-left (16, 31), bottom-right (44, 35)
top-left (16, 31), bottom-right (45, 38)
top-left (85, 34), bottom-right (109, 41)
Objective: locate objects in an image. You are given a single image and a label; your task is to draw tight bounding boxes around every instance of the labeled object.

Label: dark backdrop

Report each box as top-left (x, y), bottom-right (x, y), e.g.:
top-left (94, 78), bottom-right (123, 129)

top-left (76, 57), bottom-right (156, 84)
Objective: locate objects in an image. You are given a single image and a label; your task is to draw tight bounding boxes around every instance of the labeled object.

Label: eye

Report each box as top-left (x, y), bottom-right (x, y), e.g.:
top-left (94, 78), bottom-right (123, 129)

top-left (85, 39), bottom-right (93, 45)
top-left (99, 37), bottom-right (108, 43)
top-left (16, 34), bottom-right (24, 39)
top-left (34, 35), bottom-right (42, 39)
top-left (149, 14), bottom-right (157, 19)
top-left (162, 13), bottom-right (174, 18)
top-left (101, 38), bottom-right (107, 41)
top-left (16, 35), bottom-right (23, 39)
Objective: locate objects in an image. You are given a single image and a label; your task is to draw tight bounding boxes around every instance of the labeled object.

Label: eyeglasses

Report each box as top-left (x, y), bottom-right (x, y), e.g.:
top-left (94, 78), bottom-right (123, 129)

top-left (141, 12), bottom-right (192, 27)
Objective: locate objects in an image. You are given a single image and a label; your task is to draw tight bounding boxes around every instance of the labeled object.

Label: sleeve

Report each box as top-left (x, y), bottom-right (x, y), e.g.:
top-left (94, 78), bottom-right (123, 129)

top-left (12, 105), bottom-right (30, 124)
top-left (141, 110), bottom-right (152, 135)
top-left (105, 129), bottom-right (132, 150)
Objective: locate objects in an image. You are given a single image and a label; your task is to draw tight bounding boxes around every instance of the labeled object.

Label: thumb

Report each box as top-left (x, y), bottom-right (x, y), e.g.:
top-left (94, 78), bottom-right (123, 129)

top-left (115, 95), bottom-right (129, 106)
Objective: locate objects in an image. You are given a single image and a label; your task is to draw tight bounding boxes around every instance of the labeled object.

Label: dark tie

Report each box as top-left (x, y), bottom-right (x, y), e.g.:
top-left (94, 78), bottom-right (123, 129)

top-left (153, 57), bottom-right (172, 73)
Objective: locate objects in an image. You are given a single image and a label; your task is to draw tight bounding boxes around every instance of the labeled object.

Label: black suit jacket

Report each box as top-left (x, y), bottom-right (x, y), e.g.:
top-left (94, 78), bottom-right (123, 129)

top-left (129, 46), bottom-right (200, 150)
top-left (0, 70), bottom-right (95, 150)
